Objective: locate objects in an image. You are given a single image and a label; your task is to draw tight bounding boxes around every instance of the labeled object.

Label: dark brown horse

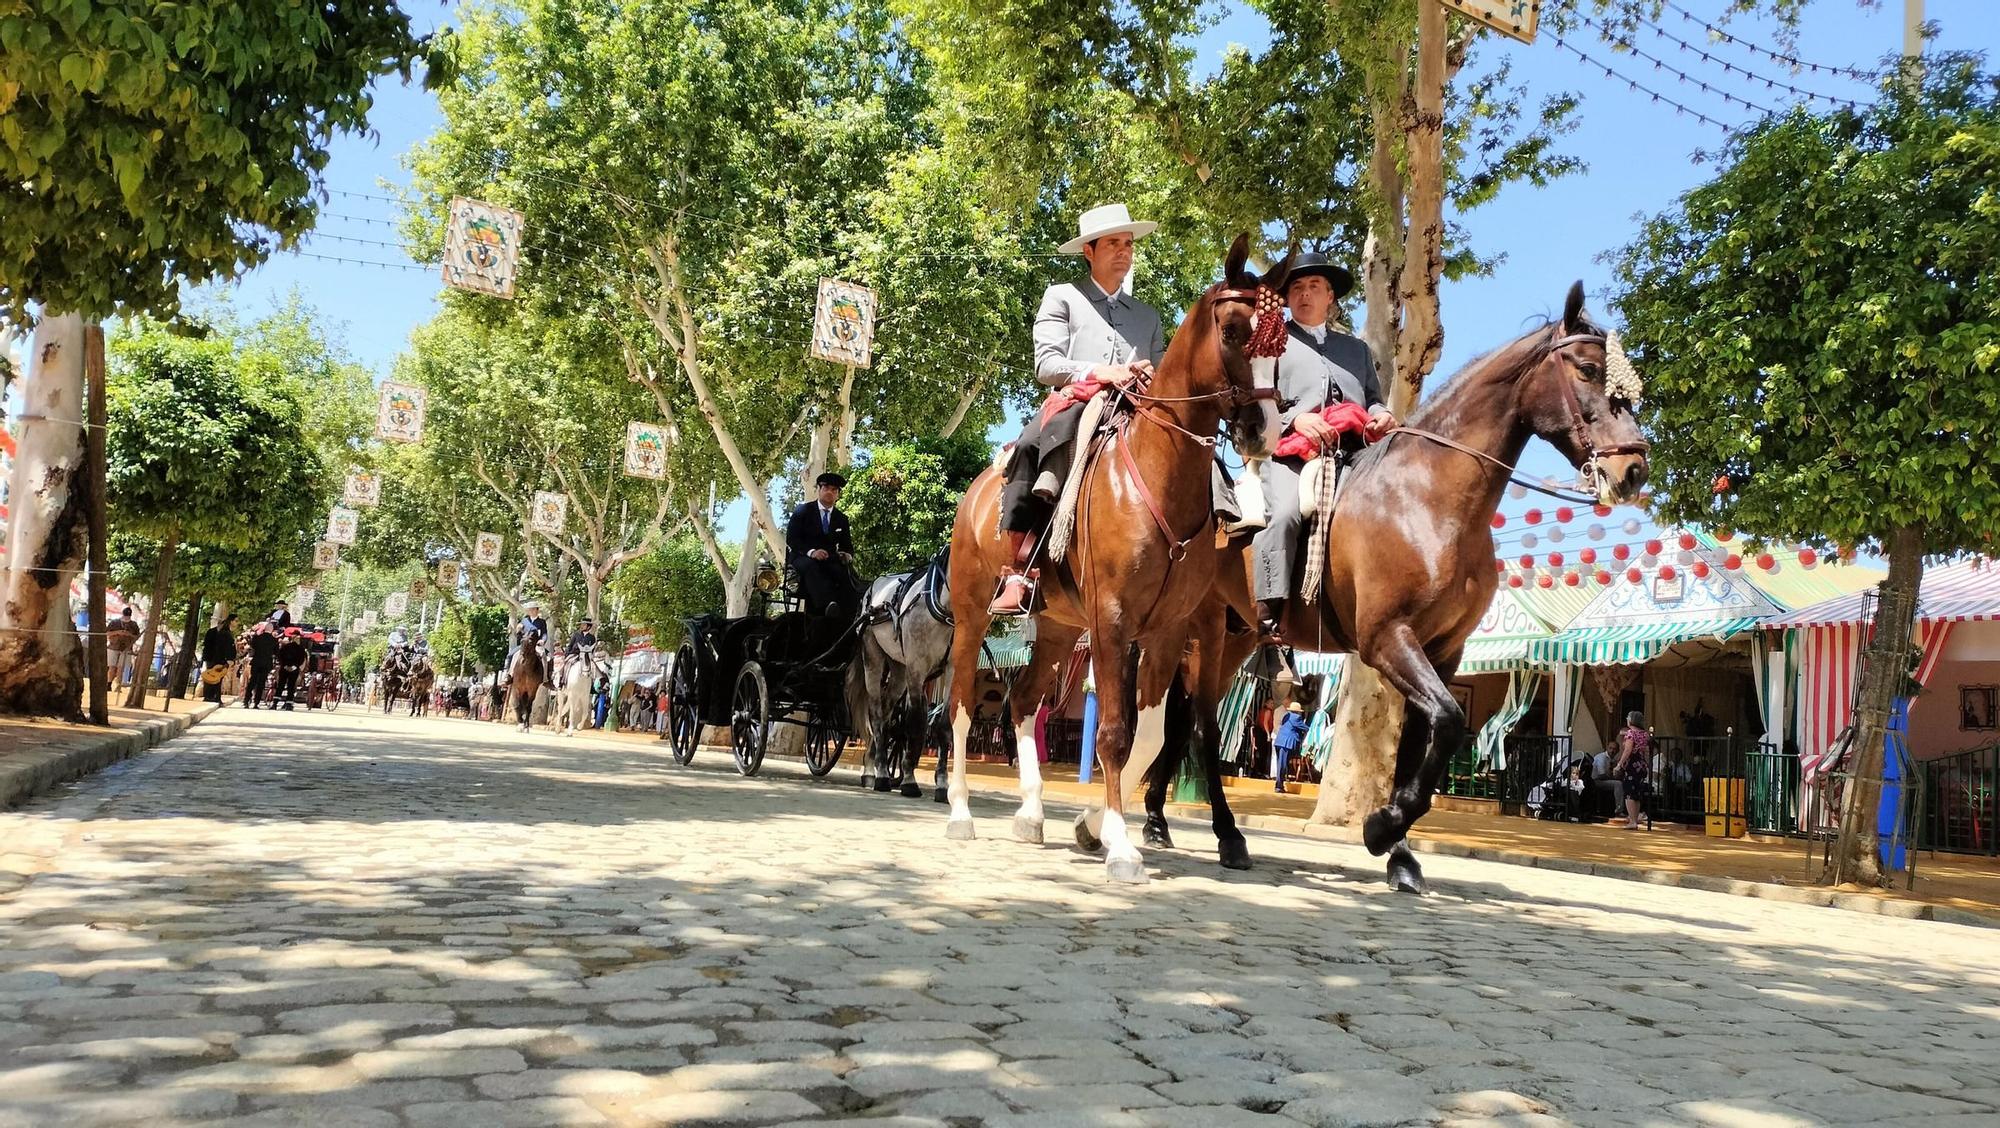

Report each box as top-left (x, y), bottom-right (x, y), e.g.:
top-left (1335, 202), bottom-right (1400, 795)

top-left (508, 637), bottom-right (546, 732)
top-left (942, 235), bottom-right (1286, 883)
top-left (1179, 282), bottom-right (1649, 892)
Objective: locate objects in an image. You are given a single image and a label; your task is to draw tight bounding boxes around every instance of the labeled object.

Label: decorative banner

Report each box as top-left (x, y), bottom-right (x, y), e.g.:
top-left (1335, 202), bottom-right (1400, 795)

top-left (1440, 0), bottom-right (1538, 45)
top-left (294, 585), bottom-right (317, 612)
top-left (530, 490), bottom-right (568, 534)
top-left (375, 381), bottom-right (426, 444)
top-left (312, 541), bottom-right (340, 570)
top-left (358, 609), bottom-right (377, 632)
top-left (624, 420), bottom-right (669, 480)
top-left (472, 532), bottom-right (504, 567)
top-left (441, 196), bottom-right (526, 298)
top-left (384, 592), bottom-right (409, 618)
top-left (409, 577), bottom-right (429, 600)
top-left (438, 559), bottom-right (461, 588)
top-left (809, 278), bottom-right (877, 369)
top-left (325, 507), bottom-right (359, 546)
top-left (343, 468), bottom-right (382, 508)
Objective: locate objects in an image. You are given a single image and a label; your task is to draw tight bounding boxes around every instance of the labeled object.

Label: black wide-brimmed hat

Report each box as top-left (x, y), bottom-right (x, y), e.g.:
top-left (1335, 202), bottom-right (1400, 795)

top-left (1284, 250), bottom-right (1355, 300)
top-left (816, 471), bottom-right (847, 488)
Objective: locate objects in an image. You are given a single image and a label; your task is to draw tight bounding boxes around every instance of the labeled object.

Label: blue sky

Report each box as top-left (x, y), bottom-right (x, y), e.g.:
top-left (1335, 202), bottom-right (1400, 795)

top-left (203, 1), bottom-right (1995, 540)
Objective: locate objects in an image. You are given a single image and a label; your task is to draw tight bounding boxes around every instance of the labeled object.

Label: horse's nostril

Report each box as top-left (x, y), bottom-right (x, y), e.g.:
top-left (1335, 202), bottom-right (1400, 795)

top-left (1625, 462), bottom-right (1648, 490)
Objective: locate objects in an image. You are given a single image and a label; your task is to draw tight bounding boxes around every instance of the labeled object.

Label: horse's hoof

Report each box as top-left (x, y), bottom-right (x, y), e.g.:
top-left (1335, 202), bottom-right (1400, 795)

top-left (1218, 837), bottom-right (1253, 871)
top-left (872, 778), bottom-right (895, 793)
top-left (1362, 808), bottom-right (1400, 857)
top-left (1012, 816), bottom-right (1044, 845)
top-left (1387, 845), bottom-right (1427, 895)
top-left (932, 789), bottom-right (948, 804)
top-left (899, 782), bottom-right (924, 799)
top-left (945, 818), bottom-right (977, 841)
top-left (1073, 814), bottom-right (1102, 853)
top-left (1142, 818), bottom-right (1174, 850)
top-left (1105, 854), bottom-right (1149, 884)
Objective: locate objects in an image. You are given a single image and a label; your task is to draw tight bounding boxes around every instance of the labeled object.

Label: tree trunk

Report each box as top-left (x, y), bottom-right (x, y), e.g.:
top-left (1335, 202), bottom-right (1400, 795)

top-left (835, 364), bottom-right (858, 469)
top-left (125, 523), bottom-right (180, 709)
top-left (583, 572), bottom-right (603, 626)
top-left (724, 523), bottom-right (761, 617)
top-left (805, 415), bottom-right (834, 499)
top-left (1828, 525), bottom-right (1925, 887)
top-left (167, 593), bottom-right (203, 701)
top-left (940, 379), bottom-right (984, 440)
top-left (0, 313), bottom-right (89, 718)
top-left (1392, 0), bottom-right (1448, 393)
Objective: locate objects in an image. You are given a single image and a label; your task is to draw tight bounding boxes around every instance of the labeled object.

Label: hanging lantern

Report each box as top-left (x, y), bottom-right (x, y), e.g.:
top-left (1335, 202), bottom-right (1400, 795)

top-left (1594, 504), bottom-right (1613, 517)
top-left (1622, 518), bottom-right (1643, 535)
top-left (1524, 508), bottom-right (1543, 525)
top-left (1612, 544), bottom-right (1631, 561)
top-left (1548, 552), bottom-right (1564, 567)
top-left (1658, 564), bottom-right (1677, 581)
top-left (1641, 554), bottom-right (1659, 570)
top-left (1518, 554), bottom-right (1535, 569)
top-left (1677, 532), bottom-right (1697, 551)
top-left (1798, 548), bottom-right (1819, 568)
top-left (1594, 569), bottom-right (1613, 586)
top-left (1536, 574), bottom-right (1554, 589)
top-left (1625, 567), bottom-right (1643, 584)
top-left (1508, 483), bottom-right (1528, 500)
top-left (1563, 571), bottom-right (1581, 587)
top-left (1496, 559), bottom-right (1508, 573)
top-left (1756, 552), bottom-right (1776, 571)
top-left (1579, 547), bottom-right (1597, 565)
top-left (1508, 574), bottom-right (1525, 588)
top-left (1693, 561), bottom-right (1711, 579)
top-left (1678, 549), bottom-right (1696, 565)
top-left (1644, 538), bottom-right (1664, 556)
top-left (1724, 553), bottom-right (1743, 570)
top-left (1587, 524), bottom-right (1606, 541)
top-left (1522, 532), bottom-right (1539, 549)
top-left (1556, 507), bottom-right (1575, 523)
top-left (1491, 513), bottom-right (1506, 529)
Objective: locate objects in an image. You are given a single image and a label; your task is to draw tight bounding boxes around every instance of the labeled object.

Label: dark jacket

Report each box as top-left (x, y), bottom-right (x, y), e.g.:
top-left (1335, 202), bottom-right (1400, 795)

top-left (247, 632), bottom-right (280, 665)
top-left (266, 608), bottom-right (293, 630)
top-left (201, 627), bottom-right (237, 667)
top-left (786, 501), bottom-right (853, 561)
top-left (1276, 321), bottom-right (1384, 432)
top-left (565, 630), bottom-right (597, 657)
top-left (277, 639), bottom-right (308, 667)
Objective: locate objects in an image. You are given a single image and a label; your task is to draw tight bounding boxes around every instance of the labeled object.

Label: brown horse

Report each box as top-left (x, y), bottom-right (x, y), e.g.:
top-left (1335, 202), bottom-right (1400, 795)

top-left (508, 637), bottom-right (547, 732)
top-left (943, 235), bottom-right (1286, 883)
top-left (1190, 282), bottom-right (1649, 892)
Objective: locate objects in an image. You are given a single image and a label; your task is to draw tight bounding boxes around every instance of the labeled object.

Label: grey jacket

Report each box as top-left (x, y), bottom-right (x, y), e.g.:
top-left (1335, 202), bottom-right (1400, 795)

top-left (1276, 321), bottom-right (1384, 431)
top-left (1032, 278), bottom-right (1165, 387)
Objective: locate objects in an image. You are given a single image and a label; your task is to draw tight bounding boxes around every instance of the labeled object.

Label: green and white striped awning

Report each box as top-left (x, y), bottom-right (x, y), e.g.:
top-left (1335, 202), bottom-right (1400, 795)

top-left (1459, 636), bottom-right (1534, 674)
top-left (1523, 617), bottom-right (1761, 667)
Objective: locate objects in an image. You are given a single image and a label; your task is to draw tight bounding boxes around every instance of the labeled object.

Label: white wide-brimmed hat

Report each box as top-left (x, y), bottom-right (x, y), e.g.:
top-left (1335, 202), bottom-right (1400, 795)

top-left (1058, 203), bottom-right (1158, 254)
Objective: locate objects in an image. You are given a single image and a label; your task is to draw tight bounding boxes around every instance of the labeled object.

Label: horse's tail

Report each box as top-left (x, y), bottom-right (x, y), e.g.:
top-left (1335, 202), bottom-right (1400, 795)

top-left (845, 640), bottom-right (876, 749)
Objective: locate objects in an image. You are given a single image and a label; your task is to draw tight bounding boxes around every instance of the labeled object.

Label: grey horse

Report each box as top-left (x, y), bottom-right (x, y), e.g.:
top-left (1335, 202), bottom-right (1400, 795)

top-left (844, 548), bottom-right (954, 798)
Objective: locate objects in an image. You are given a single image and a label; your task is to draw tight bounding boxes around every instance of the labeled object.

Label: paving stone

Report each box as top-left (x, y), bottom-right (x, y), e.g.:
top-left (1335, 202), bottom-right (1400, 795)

top-left (628, 1089), bottom-right (822, 1124)
top-left (277, 1003), bottom-right (456, 1033)
top-left (472, 1068), bottom-right (660, 1100)
top-left (350, 1048), bottom-right (528, 1079)
top-left (404, 1097), bottom-right (610, 1126)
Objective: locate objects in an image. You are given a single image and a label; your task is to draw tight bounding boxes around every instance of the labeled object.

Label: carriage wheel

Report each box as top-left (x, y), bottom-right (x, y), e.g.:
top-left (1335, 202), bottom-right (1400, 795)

top-left (667, 643), bottom-right (700, 766)
top-left (731, 663), bottom-right (769, 777)
top-left (804, 721), bottom-right (843, 779)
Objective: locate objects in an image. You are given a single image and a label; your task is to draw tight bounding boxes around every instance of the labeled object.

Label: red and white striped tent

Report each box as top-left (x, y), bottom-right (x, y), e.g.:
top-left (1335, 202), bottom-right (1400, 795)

top-left (1771, 559), bottom-right (2000, 774)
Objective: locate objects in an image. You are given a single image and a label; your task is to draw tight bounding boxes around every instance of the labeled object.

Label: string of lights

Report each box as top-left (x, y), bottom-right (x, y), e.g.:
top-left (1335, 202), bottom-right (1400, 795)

top-left (1550, 36), bottom-right (1746, 135)
top-left (1567, 14), bottom-right (1777, 115)
top-left (1620, 12), bottom-right (1871, 110)
top-left (1663, 0), bottom-right (1890, 83)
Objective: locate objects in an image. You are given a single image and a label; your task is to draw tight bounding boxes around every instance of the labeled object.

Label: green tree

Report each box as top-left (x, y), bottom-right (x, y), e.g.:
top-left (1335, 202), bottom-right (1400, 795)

top-left (841, 435), bottom-right (992, 578)
top-left (0, 1), bottom-right (443, 715)
top-left (1610, 58), bottom-right (2000, 887)
top-left (611, 536), bottom-right (729, 651)
top-left (428, 602), bottom-right (511, 676)
top-left (106, 328), bottom-right (324, 707)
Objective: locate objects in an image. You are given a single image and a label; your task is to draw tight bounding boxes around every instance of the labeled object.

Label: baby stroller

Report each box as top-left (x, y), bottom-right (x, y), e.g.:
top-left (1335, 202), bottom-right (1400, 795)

top-left (1525, 756), bottom-right (1595, 822)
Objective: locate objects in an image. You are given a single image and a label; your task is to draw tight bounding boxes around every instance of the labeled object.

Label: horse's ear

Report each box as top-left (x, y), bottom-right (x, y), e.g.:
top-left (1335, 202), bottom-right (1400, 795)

top-left (1225, 233), bottom-right (1250, 282)
top-left (1563, 280), bottom-right (1586, 330)
top-left (1263, 245), bottom-right (1294, 295)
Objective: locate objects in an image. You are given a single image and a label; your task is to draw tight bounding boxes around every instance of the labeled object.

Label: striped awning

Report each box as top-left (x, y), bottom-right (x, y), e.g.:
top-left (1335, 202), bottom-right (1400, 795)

top-left (1459, 636), bottom-right (1533, 674)
top-left (1215, 672), bottom-right (1260, 760)
top-left (1524, 616), bottom-right (1760, 667)
top-left (981, 636), bottom-right (1031, 670)
top-left (1293, 651), bottom-right (1345, 676)
top-left (1772, 558), bottom-right (2000, 628)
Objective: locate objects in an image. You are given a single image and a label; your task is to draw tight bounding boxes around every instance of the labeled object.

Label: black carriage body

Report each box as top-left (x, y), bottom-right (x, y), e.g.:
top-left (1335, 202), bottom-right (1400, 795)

top-left (667, 609), bottom-right (859, 776)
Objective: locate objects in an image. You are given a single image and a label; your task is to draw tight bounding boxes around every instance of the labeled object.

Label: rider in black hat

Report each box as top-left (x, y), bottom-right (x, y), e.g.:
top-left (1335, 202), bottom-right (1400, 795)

top-left (786, 471), bottom-right (859, 617)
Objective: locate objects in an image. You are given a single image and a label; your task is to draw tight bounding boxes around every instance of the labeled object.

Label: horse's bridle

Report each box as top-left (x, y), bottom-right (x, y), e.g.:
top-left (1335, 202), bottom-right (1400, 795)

top-left (1544, 328), bottom-right (1651, 473)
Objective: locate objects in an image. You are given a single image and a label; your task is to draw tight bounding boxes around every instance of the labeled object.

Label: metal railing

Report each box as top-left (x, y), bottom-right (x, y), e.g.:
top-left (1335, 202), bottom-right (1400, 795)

top-left (1918, 745), bottom-right (1999, 856)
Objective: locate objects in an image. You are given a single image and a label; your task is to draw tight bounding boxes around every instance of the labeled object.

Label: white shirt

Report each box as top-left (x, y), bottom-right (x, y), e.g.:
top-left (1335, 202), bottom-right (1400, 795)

top-left (1296, 320), bottom-right (1328, 345)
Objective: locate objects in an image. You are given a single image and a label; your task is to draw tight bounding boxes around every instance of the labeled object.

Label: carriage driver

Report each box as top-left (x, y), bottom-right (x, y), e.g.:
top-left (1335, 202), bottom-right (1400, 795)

top-left (787, 472), bottom-right (860, 618)
top-left (1251, 251), bottom-right (1397, 640)
top-left (990, 203), bottom-right (1166, 616)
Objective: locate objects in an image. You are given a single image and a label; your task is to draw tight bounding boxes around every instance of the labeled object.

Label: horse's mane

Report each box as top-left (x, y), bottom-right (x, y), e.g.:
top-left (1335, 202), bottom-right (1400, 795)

top-left (1404, 320), bottom-right (1559, 431)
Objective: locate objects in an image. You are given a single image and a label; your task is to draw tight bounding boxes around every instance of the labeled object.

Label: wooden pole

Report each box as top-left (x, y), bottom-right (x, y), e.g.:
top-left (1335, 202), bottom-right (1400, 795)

top-left (84, 324), bottom-right (108, 724)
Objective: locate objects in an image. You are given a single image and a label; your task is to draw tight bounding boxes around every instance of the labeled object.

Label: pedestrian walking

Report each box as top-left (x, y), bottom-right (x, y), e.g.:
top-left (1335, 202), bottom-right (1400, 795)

top-left (244, 624), bottom-right (279, 709)
top-left (199, 613), bottom-right (239, 704)
top-left (105, 606), bottom-right (141, 687)
top-left (1615, 711), bottom-right (1653, 830)
top-left (1273, 701), bottom-right (1309, 793)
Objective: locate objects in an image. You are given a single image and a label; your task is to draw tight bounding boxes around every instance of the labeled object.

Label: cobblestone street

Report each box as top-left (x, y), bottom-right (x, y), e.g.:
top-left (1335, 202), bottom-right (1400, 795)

top-left (2, 707), bottom-right (1997, 1128)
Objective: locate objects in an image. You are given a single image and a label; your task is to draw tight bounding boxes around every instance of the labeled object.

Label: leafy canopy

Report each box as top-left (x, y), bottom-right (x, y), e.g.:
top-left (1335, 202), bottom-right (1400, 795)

top-left (0, 1), bottom-right (446, 321)
top-left (840, 434), bottom-right (991, 578)
top-left (1611, 58), bottom-right (2000, 554)
top-left (611, 536), bottom-right (728, 650)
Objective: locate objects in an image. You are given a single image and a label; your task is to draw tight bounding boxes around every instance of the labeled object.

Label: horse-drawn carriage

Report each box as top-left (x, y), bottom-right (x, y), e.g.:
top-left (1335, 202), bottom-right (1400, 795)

top-left (303, 633), bottom-right (340, 710)
top-left (665, 608), bottom-right (857, 778)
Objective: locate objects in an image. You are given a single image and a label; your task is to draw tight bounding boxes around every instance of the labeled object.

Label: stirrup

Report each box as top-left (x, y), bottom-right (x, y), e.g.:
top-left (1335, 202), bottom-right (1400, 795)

top-left (988, 574), bottom-right (1035, 617)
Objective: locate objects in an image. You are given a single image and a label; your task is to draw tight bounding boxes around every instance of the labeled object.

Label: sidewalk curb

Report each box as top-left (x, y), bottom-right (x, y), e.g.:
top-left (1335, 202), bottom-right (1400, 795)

top-left (0, 702), bottom-right (219, 810)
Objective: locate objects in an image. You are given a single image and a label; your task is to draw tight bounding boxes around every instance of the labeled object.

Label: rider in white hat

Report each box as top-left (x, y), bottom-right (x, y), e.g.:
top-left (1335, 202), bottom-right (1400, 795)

top-left (990, 203), bottom-right (1165, 616)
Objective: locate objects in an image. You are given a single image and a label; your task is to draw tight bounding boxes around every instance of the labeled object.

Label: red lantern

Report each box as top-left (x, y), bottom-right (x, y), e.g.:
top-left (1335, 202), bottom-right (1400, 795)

top-left (1645, 538), bottom-right (1664, 556)
top-left (1518, 554), bottom-right (1535, 569)
top-left (1594, 504), bottom-right (1612, 517)
top-left (1556, 507), bottom-right (1575, 523)
top-left (1579, 547), bottom-right (1598, 565)
top-left (1625, 567), bottom-right (1643, 584)
top-left (1677, 533), bottom-right (1697, 551)
top-left (1723, 553), bottom-right (1742, 570)
top-left (1595, 569), bottom-right (1613, 585)
top-left (1491, 513), bottom-right (1505, 529)
top-left (1496, 559), bottom-right (1507, 573)
top-left (1693, 561), bottom-right (1711, 579)
top-left (1536, 574), bottom-right (1553, 588)
top-left (1757, 552), bottom-right (1776, 571)
top-left (1658, 564), bottom-right (1677, 581)
top-left (1798, 548), bottom-right (1819, 568)
top-left (1547, 552), bottom-right (1564, 567)
top-left (1508, 574), bottom-right (1524, 588)
top-left (1612, 544), bottom-right (1631, 561)
top-left (1563, 570), bottom-right (1581, 587)
top-left (1524, 508), bottom-right (1543, 525)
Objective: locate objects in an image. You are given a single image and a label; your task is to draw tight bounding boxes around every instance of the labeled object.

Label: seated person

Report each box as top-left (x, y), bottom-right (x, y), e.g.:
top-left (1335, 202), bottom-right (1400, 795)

top-left (787, 472), bottom-right (860, 618)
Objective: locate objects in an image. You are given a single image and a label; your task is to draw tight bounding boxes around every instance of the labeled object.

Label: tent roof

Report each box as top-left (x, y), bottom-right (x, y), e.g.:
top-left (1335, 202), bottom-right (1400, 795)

top-left (1771, 558), bottom-right (2000, 628)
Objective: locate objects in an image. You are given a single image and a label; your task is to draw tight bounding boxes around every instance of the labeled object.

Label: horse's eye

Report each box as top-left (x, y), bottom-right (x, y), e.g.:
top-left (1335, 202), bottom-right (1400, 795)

top-left (1577, 362), bottom-right (1602, 380)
